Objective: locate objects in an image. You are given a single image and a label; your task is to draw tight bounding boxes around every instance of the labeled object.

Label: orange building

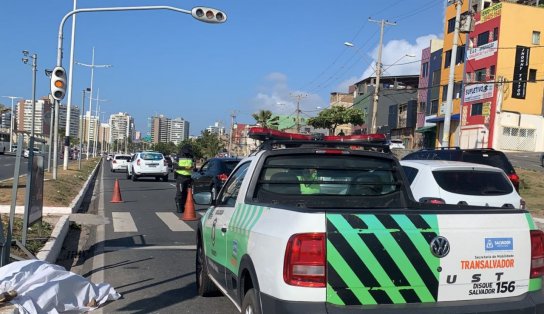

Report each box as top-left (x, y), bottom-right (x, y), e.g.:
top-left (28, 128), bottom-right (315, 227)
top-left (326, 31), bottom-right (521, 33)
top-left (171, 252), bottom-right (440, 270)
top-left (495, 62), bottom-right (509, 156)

top-left (461, 1), bottom-right (544, 152)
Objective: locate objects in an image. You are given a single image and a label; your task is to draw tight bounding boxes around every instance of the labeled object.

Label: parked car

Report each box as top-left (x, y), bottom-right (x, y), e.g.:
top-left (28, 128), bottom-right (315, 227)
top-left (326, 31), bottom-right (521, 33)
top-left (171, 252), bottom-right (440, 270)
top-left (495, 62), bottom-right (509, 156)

top-left (400, 159), bottom-right (524, 209)
top-left (192, 157), bottom-right (241, 200)
top-left (110, 154), bottom-right (131, 172)
top-left (402, 147), bottom-right (520, 191)
top-left (23, 147), bottom-right (41, 158)
top-left (106, 154), bottom-right (114, 161)
top-left (127, 151), bottom-right (169, 182)
top-left (387, 138), bottom-right (405, 149)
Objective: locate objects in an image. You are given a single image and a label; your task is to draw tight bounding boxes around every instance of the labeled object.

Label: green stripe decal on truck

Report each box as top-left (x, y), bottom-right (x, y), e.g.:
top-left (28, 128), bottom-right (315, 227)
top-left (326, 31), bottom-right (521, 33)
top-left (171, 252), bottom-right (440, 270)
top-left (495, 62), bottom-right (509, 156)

top-left (525, 213), bottom-right (536, 230)
top-left (326, 214), bottom-right (440, 305)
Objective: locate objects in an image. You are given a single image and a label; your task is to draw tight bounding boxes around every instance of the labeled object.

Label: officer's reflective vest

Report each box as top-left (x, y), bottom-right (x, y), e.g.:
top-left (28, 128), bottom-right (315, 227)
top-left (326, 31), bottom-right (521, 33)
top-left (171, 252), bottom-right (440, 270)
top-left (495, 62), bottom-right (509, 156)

top-left (176, 158), bottom-right (193, 176)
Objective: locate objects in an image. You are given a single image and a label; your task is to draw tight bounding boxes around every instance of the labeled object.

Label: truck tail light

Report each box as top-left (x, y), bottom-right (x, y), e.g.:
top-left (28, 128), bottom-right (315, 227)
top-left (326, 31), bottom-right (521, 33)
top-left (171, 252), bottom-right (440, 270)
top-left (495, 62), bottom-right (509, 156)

top-left (531, 230), bottom-right (544, 278)
top-left (419, 197), bottom-right (445, 205)
top-left (217, 173), bottom-right (228, 181)
top-left (508, 173), bottom-right (520, 192)
top-left (137, 159), bottom-right (141, 166)
top-left (284, 233), bottom-right (326, 287)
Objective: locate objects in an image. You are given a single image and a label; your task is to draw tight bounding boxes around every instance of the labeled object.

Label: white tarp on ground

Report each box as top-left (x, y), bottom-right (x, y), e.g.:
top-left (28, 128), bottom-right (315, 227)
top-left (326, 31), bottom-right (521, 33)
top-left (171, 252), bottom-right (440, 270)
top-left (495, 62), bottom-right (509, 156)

top-left (0, 260), bottom-right (120, 313)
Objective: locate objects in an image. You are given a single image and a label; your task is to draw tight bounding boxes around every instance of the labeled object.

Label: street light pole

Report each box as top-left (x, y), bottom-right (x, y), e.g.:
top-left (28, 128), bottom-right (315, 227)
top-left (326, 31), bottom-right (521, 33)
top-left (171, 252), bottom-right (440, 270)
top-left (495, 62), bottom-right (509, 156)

top-left (78, 88), bottom-right (89, 170)
top-left (63, 0), bottom-right (78, 170)
top-left (2, 96), bottom-right (21, 152)
top-left (91, 88), bottom-right (107, 157)
top-left (76, 48), bottom-right (111, 160)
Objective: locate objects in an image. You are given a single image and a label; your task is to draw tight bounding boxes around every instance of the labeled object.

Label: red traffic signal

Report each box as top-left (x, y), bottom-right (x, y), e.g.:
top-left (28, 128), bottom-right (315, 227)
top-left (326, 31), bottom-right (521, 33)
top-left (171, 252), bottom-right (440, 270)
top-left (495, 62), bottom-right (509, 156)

top-left (191, 7), bottom-right (227, 23)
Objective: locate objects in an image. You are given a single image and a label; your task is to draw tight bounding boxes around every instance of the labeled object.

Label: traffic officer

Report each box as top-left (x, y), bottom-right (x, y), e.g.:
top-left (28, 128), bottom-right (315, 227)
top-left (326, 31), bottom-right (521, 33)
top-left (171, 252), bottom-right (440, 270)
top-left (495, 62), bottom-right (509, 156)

top-left (173, 145), bottom-right (194, 213)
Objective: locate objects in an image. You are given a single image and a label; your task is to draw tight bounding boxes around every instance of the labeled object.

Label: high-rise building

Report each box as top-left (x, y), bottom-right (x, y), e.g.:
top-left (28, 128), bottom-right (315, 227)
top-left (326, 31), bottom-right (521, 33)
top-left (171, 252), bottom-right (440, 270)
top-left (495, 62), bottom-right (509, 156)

top-left (0, 110), bottom-right (11, 130)
top-left (206, 122), bottom-right (225, 135)
top-left (109, 112), bottom-right (134, 143)
top-left (98, 123), bottom-right (111, 153)
top-left (58, 104), bottom-right (80, 139)
top-left (169, 117), bottom-right (189, 145)
top-left (82, 111), bottom-right (99, 144)
top-left (150, 115), bottom-right (169, 144)
top-left (16, 98), bottom-right (52, 136)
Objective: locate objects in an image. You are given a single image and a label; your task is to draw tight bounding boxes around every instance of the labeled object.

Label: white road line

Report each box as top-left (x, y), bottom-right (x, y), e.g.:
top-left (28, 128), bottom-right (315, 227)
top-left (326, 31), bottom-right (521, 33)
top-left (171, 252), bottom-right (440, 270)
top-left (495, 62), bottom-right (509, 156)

top-left (103, 245), bottom-right (196, 252)
top-left (169, 183), bottom-right (176, 187)
top-left (112, 212), bottom-right (138, 232)
top-left (156, 212), bottom-right (193, 232)
top-left (92, 159), bottom-right (106, 294)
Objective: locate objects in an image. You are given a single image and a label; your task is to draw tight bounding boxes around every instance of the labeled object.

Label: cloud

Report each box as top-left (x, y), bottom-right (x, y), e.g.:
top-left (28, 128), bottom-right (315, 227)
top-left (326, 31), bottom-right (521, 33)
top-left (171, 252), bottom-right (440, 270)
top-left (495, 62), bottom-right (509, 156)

top-left (251, 72), bottom-right (325, 116)
top-left (361, 34), bottom-right (439, 79)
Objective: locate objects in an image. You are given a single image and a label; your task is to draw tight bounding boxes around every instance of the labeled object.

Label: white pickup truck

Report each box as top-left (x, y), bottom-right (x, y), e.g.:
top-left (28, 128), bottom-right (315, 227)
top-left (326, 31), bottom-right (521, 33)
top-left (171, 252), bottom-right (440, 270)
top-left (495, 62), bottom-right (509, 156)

top-left (195, 139), bottom-right (544, 314)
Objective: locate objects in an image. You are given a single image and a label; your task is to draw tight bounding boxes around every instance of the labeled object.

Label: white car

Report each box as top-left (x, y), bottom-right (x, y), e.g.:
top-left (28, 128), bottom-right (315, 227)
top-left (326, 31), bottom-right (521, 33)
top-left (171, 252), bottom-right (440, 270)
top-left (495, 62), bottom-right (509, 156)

top-left (23, 147), bottom-right (41, 158)
top-left (127, 151), bottom-right (169, 182)
top-left (388, 138), bottom-right (405, 149)
top-left (400, 159), bottom-right (524, 209)
top-left (110, 154), bottom-right (131, 172)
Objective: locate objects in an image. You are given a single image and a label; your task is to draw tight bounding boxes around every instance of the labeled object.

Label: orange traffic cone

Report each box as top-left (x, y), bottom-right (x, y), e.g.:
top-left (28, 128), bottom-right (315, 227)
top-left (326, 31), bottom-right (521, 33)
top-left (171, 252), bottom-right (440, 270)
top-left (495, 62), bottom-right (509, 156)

top-left (181, 187), bottom-right (198, 221)
top-left (110, 178), bottom-right (124, 203)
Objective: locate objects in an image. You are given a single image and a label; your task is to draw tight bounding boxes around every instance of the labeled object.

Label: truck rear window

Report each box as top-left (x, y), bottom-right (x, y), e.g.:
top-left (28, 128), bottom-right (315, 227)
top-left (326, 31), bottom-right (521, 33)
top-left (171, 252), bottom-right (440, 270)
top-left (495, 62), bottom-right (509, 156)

top-left (432, 170), bottom-right (513, 196)
top-left (253, 154), bottom-right (405, 208)
top-left (141, 153), bottom-right (163, 161)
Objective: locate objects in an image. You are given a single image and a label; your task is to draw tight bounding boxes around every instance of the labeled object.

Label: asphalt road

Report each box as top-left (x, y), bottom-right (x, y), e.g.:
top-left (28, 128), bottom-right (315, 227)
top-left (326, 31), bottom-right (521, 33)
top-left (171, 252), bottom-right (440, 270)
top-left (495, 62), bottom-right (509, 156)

top-left (504, 151), bottom-right (543, 172)
top-left (71, 160), bottom-right (238, 314)
top-left (0, 154), bottom-right (28, 181)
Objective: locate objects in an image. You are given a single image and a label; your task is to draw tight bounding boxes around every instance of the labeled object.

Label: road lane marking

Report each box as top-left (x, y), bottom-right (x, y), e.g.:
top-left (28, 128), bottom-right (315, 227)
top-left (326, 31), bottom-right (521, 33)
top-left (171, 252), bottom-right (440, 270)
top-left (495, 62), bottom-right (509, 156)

top-left (112, 212), bottom-right (138, 232)
top-left (156, 212), bottom-right (193, 231)
top-left (169, 183), bottom-right (176, 187)
top-left (103, 245), bottom-right (196, 252)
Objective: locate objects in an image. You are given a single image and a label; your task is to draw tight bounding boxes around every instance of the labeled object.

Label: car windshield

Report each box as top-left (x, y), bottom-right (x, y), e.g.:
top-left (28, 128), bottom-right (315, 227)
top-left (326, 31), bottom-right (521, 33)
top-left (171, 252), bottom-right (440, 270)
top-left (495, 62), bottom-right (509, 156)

top-left (141, 153), bottom-right (163, 161)
top-left (253, 154), bottom-right (404, 209)
top-left (432, 170), bottom-right (513, 196)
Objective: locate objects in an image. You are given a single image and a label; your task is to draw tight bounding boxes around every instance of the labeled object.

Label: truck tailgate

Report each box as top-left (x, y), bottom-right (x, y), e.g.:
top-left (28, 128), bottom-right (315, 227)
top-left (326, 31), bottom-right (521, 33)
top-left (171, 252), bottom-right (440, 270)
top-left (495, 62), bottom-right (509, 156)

top-left (326, 212), bottom-right (534, 306)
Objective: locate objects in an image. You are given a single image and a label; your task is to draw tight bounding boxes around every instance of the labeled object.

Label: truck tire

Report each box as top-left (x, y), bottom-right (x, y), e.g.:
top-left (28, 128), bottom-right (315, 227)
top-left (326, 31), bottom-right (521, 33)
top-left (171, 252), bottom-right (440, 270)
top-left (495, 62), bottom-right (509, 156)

top-left (241, 288), bottom-right (261, 314)
top-left (196, 238), bottom-right (219, 297)
top-left (132, 174), bottom-right (138, 182)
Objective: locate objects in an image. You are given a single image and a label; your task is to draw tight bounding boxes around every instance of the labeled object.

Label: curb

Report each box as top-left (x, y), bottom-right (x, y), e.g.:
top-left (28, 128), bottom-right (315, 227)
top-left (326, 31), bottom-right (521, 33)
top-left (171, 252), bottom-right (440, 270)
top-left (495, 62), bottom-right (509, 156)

top-left (35, 159), bottom-right (102, 263)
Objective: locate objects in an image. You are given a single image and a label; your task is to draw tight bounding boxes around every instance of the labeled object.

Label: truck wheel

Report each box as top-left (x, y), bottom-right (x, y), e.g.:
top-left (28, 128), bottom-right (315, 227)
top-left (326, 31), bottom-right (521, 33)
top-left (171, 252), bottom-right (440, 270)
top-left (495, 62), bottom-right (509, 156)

top-left (162, 175), bottom-right (168, 182)
top-left (126, 173), bottom-right (131, 180)
top-left (132, 174), bottom-right (138, 182)
top-left (196, 238), bottom-right (219, 296)
top-left (241, 288), bottom-right (261, 314)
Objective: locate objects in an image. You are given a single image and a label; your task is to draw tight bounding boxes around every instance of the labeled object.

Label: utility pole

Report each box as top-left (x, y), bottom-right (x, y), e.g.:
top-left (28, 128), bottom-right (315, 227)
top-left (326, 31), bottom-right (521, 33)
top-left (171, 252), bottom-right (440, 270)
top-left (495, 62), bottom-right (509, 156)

top-left (63, 0), bottom-right (78, 170)
top-left (441, 0), bottom-right (462, 147)
top-left (228, 111), bottom-right (237, 157)
top-left (368, 18), bottom-right (396, 134)
top-left (290, 93), bottom-right (307, 133)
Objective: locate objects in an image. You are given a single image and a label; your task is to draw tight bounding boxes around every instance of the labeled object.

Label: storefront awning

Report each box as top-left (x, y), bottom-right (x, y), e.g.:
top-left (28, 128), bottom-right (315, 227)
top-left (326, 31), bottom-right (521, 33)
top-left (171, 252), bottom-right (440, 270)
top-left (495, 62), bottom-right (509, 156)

top-left (415, 125), bottom-right (436, 133)
top-left (426, 113), bottom-right (460, 123)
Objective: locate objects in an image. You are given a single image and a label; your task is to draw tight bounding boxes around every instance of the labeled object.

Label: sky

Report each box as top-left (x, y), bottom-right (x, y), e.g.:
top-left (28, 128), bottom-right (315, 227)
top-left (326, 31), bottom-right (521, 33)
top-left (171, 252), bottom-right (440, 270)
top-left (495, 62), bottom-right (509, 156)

top-left (0, 0), bottom-right (446, 137)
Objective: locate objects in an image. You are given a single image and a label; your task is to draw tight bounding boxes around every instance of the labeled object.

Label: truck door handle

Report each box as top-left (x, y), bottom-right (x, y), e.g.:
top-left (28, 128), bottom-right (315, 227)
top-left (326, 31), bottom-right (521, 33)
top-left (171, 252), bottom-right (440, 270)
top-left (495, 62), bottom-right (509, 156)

top-left (221, 226), bottom-right (227, 233)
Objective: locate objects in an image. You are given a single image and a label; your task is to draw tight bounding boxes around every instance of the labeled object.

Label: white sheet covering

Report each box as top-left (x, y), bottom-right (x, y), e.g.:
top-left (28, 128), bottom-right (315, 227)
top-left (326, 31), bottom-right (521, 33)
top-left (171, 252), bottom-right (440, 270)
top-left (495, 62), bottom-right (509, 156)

top-left (0, 260), bottom-right (120, 313)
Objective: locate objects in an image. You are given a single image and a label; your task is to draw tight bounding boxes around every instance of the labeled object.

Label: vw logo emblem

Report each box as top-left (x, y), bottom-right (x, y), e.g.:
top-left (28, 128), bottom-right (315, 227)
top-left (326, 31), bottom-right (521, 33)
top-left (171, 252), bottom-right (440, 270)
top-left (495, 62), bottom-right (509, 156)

top-left (430, 236), bottom-right (450, 258)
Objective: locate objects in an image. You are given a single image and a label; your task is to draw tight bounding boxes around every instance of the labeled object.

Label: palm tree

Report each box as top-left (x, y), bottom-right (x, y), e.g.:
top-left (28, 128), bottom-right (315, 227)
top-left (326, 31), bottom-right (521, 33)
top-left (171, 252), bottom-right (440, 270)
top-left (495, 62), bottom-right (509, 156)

top-left (252, 110), bottom-right (279, 129)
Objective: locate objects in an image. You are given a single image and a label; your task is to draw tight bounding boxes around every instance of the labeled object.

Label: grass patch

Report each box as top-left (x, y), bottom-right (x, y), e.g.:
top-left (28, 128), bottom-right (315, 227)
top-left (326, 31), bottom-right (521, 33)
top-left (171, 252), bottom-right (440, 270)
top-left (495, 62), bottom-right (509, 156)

top-left (517, 167), bottom-right (544, 217)
top-left (1, 215), bottom-right (54, 256)
top-left (0, 159), bottom-right (99, 207)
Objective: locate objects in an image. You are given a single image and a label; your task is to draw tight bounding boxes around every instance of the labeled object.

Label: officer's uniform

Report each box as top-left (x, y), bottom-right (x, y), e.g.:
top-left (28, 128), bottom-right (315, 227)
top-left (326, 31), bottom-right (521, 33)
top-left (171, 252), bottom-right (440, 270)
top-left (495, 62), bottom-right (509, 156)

top-left (173, 150), bottom-right (194, 213)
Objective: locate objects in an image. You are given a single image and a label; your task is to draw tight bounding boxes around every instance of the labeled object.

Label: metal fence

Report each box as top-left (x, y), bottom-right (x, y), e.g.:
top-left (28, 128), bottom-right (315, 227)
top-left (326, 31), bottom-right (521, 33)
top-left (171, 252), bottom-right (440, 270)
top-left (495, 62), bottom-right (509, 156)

top-left (498, 126), bottom-right (537, 151)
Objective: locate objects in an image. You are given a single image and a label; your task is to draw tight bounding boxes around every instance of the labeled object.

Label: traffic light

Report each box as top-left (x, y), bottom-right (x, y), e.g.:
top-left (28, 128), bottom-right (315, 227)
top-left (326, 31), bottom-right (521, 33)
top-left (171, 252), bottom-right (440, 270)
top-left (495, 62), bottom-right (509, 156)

top-left (50, 66), bottom-right (67, 101)
top-left (191, 7), bottom-right (227, 23)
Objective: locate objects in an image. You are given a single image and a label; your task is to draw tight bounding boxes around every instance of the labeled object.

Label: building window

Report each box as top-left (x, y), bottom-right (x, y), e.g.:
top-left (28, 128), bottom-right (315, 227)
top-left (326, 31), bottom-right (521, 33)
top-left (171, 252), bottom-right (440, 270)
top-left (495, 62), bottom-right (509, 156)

top-left (448, 17), bottom-right (456, 33)
top-left (430, 99), bottom-right (439, 115)
top-left (454, 82), bottom-right (462, 99)
top-left (477, 31), bottom-right (489, 46)
top-left (422, 62), bottom-right (429, 77)
top-left (529, 69), bottom-right (537, 82)
top-left (490, 65), bottom-right (496, 80)
top-left (442, 85), bottom-right (448, 101)
top-left (471, 103), bottom-right (483, 116)
top-left (493, 27), bottom-right (499, 41)
top-left (456, 45), bottom-right (465, 64)
top-left (432, 70), bottom-right (440, 86)
top-left (445, 50), bottom-right (452, 68)
top-left (533, 31), bottom-right (540, 45)
top-left (475, 68), bottom-right (486, 82)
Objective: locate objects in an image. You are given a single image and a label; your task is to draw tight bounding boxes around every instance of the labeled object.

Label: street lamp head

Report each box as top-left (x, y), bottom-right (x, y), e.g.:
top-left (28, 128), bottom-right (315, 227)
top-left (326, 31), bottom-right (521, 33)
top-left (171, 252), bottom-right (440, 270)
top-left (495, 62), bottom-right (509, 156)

top-left (405, 54), bottom-right (416, 58)
top-left (22, 50), bottom-right (29, 56)
top-left (86, 87), bottom-right (91, 92)
top-left (44, 69), bottom-right (53, 77)
top-left (22, 58), bottom-right (28, 64)
top-left (344, 41), bottom-right (354, 47)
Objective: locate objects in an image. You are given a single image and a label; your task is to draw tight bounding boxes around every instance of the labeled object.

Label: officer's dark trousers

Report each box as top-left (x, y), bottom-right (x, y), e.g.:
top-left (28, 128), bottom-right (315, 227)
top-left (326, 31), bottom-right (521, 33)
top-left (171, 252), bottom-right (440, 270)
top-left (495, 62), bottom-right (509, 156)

top-left (175, 175), bottom-right (191, 213)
